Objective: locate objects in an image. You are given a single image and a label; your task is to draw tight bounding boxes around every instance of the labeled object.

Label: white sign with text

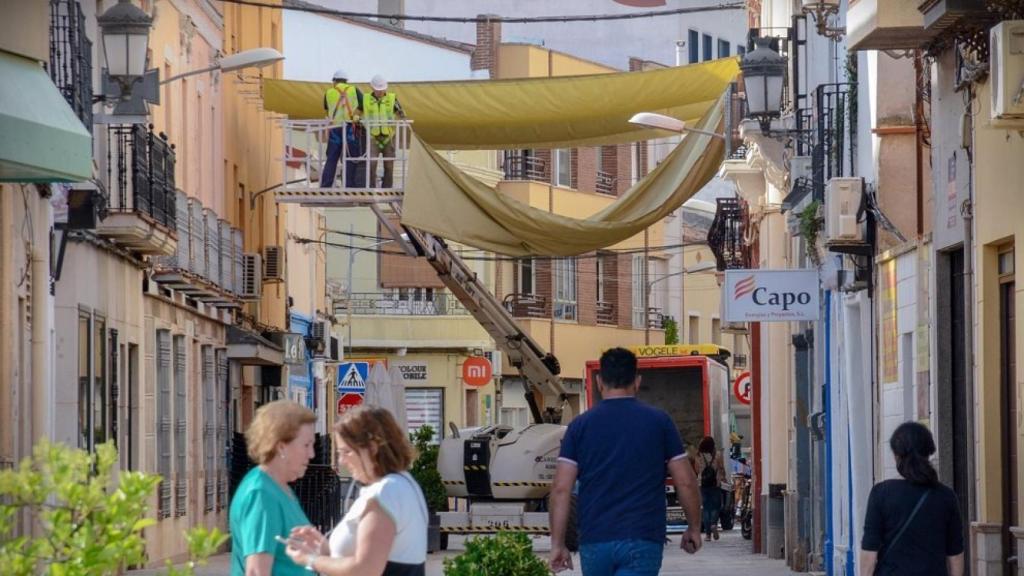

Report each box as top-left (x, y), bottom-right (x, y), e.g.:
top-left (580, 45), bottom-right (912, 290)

top-left (393, 361), bottom-right (429, 383)
top-left (723, 269), bottom-right (820, 322)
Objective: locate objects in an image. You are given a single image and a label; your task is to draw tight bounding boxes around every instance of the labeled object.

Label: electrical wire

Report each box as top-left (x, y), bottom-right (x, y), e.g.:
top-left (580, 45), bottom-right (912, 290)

top-left (220, 0), bottom-right (746, 23)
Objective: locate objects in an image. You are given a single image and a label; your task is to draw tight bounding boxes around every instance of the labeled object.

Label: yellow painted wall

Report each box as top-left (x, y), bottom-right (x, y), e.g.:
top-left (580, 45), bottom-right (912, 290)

top-left (351, 316), bottom-right (491, 350)
top-left (510, 319), bottom-right (659, 380)
top-left (497, 44), bottom-right (616, 79)
top-left (972, 78), bottom-right (1024, 523)
top-left (222, 0), bottom-right (287, 330)
top-left (679, 244), bottom-right (725, 345)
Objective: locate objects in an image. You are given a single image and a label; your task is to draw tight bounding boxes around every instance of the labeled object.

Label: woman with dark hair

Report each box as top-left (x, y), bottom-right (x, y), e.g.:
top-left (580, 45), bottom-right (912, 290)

top-left (694, 436), bottom-right (727, 542)
top-left (860, 422), bottom-right (965, 575)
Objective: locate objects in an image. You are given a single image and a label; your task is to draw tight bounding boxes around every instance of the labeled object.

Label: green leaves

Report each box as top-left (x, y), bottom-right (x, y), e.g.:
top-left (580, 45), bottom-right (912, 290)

top-left (409, 425), bottom-right (448, 513)
top-left (442, 532), bottom-right (549, 576)
top-left (0, 440), bottom-right (223, 576)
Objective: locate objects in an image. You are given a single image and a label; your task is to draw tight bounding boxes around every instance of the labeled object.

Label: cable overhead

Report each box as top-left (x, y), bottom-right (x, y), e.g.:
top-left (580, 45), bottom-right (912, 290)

top-left (220, 0), bottom-right (745, 23)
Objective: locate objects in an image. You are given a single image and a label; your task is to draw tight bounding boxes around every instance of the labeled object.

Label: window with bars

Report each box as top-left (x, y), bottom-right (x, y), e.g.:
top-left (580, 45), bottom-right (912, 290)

top-left (156, 330), bottom-right (172, 518)
top-left (553, 258), bottom-right (577, 321)
top-left (202, 345), bottom-right (215, 513)
top-left (553, 149), bottom-right (572, 188)
top-left (173, 336), bottom-right (187, 517)
top-left (632, 255), bottom-right (646, 329)
top-left (518, 259), bottom-right (536, 295)
top-left (216, 349), bottom-right (229, 511)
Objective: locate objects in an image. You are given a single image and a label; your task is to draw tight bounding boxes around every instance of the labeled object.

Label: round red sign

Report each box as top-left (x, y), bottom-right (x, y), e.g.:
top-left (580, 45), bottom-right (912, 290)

top-left (462, 356), bottom-right (493, 387)
top-left (733, 372), bottom-right (752, 405)
top-left (337, 392), bottom-right (363, 414)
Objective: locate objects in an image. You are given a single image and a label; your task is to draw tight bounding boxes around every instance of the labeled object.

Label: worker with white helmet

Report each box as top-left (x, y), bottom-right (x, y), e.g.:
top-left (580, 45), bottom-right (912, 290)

top-left (363, 74), bottom-right (405, 189)
top-left (320, 68), bottom-right (366, 188)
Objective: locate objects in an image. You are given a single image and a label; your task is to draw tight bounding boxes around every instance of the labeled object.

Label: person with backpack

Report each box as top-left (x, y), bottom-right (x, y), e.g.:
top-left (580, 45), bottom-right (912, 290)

top-left (860, 421), bottom-right (965, 575)
top-left (694, 436), bottom-right (727, 542)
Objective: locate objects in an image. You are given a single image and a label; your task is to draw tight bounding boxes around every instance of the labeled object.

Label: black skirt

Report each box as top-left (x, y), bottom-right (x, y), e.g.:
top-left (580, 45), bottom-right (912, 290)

top-left (382, 561), bottom-right (426, 576)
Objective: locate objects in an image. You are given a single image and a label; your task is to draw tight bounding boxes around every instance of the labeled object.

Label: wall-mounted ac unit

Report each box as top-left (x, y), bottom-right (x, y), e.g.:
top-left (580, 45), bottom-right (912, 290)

top-left (991, 20), bottom-right (1024, 126)
top-left (789, 156), bottom-right (812, 188)
top-left (263, 245), bottom-right (284, 281)
top-left (240, 253), bottom-right (262, 300)
top-left (824, 177), bottom-right (865, 245)
top-left (307, 320), bottom-right (329, 357)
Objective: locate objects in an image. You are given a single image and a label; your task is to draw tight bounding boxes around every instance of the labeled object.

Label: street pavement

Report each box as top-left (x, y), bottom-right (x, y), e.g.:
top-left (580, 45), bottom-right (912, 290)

top-left (127, 529), bottom-right (805, 575)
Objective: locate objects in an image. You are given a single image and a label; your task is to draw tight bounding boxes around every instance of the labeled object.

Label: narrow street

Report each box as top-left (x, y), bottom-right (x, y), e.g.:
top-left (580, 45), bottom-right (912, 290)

top-left (130, 531), bottom-right (803, 576)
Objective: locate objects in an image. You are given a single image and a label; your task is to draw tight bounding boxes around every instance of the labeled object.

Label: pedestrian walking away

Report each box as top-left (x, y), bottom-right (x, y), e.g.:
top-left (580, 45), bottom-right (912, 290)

top-left (283, 406), bottom-right (429, 576)
top-left (859, 421), bottom-right (965, 576)
top-left (229, 401), bottom-right (318, 576)
top-left (549, 347), bottom-right (703, 576)
top-left (694, 435), bottom-right (728, 542)
top-left (320, 69), bottom-right (365, 189)
top-left (364, 75), bottom-right (405, 189)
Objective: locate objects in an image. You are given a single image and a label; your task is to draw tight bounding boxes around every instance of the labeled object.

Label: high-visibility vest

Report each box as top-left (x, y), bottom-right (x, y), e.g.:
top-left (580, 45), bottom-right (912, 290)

top-left (325, 82), bottom-right (359, 125)
top-left (364, 92), bottom-right (398, 141)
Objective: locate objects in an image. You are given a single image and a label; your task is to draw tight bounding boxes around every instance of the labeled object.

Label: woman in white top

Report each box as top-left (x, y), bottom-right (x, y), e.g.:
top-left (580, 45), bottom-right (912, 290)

top-left (284, 406), bottom-right (429, 576)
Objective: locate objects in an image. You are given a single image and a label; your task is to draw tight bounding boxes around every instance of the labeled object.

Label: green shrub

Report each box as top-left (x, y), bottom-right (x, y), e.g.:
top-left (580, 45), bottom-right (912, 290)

top-left (0, 440), bottom-right (226, 576)
top-left (663, 316), bottom-right (679, 345)
top-left (442, 532), bottom-right (549, 576)
top-left (409, 425), bottom-right (447, 513)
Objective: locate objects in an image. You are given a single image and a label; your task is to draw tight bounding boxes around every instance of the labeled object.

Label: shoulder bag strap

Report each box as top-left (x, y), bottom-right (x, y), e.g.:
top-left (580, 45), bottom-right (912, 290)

top-left (880, 489), bottom-right (931, 563)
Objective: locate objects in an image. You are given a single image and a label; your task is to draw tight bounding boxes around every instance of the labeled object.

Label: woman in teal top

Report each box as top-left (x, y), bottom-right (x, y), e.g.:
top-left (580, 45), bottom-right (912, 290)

top-left (230, 400), bottom-right (317, 576)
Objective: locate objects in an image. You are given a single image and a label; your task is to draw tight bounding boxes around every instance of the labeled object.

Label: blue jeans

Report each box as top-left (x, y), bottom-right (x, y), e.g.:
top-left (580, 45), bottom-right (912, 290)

top-left (579, 539), bottom-right (663, 576)
top-left (701, 486), bottom-right (722, 535)
top-left (320, 126), bottom-right (365, 188)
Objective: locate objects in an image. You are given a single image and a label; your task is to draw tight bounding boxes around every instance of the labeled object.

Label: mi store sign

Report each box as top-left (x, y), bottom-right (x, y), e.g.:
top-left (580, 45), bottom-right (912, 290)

top-left (723, 269), bottom-right (820, 322)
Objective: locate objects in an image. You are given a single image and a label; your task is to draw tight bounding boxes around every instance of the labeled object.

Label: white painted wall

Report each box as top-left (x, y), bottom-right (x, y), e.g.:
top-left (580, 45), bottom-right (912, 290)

top-left (320, 0), bottom-right (747, 70)
top-left (282, 11), bottom-right (474, 83)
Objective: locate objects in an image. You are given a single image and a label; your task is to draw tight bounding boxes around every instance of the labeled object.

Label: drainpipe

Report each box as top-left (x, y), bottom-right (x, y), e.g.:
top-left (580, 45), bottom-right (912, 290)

top-left (823, 290), bottom-right (833, 576)
top-left (962, 103), bottom-right (976, 532)
top-left (30, 187), bottom-right (53, 447)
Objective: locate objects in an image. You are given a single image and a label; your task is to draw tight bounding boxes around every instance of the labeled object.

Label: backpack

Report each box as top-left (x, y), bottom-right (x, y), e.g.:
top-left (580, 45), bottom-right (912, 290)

top-left (700, 454), bottom-right (718, 488)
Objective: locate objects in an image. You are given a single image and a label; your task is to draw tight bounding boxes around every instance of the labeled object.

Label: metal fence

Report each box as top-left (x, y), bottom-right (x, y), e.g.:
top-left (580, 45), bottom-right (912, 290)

top-left (502, 152), bottom-right (547, 182)
top-left (503, 293), bottom-right (550, 319)
top-left (345, 292), bottom-right (469, 316)
top-left (812, 83), bottom-right (857, 202)
top-left (105, 124), bottom-right (177, 231)
top-left (282, 119), bottom-right (412, 192)
top-left (49, 0), bottom-right (93, 130)
top-left (708, 197), bottom-right (750, 271)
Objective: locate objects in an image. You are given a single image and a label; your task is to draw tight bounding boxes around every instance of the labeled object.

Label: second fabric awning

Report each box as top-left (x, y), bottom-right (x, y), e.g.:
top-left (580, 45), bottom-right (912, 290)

top-left (400, 98), bottom-right (726, 257)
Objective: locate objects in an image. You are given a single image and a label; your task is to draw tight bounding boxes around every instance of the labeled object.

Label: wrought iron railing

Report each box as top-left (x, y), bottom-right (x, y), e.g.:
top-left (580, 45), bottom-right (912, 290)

top-left (596, 301), bottom-right (616, 325)
top-left (708, 197), bottom-right (750, 271)
top-left (647, 307), bottom-right (665, 330)
top-left (49, 0), bottom-right (93, 130)
top-left (503, 293), bottom-right (550, 319)
top-left (344, 292), bottom-right (469, 316)
top-left (595, 170), bottom-right (615, 195)
top-left (725, 81), bottom-right (749, 160)
top-left (811, 83), bottom-right (857, 202)
top-left (105, 124), bottom-right (177, 231)
top-left (282, 119), bottom-right (412, 192)
top-left (502, 152), bottom-right (547, 182)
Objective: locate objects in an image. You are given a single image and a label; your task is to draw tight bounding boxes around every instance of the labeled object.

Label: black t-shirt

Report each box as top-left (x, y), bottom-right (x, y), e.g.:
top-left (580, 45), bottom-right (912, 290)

top-left (861, 479), bottom-right (965, 575)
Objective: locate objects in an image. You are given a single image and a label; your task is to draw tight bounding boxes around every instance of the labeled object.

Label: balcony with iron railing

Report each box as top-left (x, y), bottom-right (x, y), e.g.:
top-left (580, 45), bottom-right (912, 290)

top-left (49, 0), bottom-right (93, 130)
top-left (647, 307), bottom-right (666, 330)
top-left (501, 152), bottom-right (548, 182)
top-left (596, 300), bottom-right (617, 325)
top-left (811, 83), bottom-right (857, 202)
top-left (503, 293), bottom-right (550, 319)
top-left (595, 170), bottom-right (616, 195)
top-left (277, 119), bottom-right (413, 206)
top-left (341, 292), bottom-right (470, 316)
top-left (708, 196), bottom-right (750, 271)
top-left (96, 124), bottom-right (177, 256)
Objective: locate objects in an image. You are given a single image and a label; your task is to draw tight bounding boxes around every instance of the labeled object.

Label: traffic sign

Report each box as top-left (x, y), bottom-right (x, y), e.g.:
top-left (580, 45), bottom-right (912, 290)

top-left (337, 362), bottom-right (369, 394)
top-left (338, 392), bottom-right (363, 415)
top-left (462, 356), bottom-right (492, 387)
top-left (733, 371), bottom-right (752, 405)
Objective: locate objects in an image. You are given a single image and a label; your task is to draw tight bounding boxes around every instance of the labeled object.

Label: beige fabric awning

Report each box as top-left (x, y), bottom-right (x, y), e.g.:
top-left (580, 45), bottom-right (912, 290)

top-left (400, 99), bottom-right (726, 256)
top-left (262, 57), bottom-right (738, 150)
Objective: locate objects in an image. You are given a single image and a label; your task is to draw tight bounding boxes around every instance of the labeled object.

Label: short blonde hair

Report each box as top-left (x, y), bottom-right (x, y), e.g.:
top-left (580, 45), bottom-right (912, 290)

top-left (246, 400), bottom-right (317, 464)
top-left (333, 406), bottom-right (415, 477)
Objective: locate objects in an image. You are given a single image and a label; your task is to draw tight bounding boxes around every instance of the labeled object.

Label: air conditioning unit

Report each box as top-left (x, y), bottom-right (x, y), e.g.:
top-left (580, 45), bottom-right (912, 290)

top-left (789, 156), bottom-right (812, 188)
top-left (307, 320), bottom-right (329, 357)
top-left (824, 177), bottom-right (865, 245)
top-left (991, 20), bottom-right (1024, 126)
top-left (240, 253), bottom-right (262, 300)
top-left (263, 245), bottom-right (284, 281)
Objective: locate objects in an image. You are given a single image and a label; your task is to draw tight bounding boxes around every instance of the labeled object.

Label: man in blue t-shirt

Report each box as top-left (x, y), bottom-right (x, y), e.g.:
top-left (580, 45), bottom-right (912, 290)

top-left (549, 347), bottom-right (703, 575)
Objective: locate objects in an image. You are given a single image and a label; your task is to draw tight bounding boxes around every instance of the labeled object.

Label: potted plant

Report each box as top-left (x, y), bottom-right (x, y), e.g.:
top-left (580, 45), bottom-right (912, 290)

top-left (409, 424), bottom-right (448, 552)
top-left (442, 532), bottom-right (549, 576)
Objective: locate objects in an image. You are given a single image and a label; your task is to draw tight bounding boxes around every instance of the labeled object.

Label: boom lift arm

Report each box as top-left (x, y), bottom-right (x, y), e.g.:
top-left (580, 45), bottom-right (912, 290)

top-left (397, 224), bottom-right (570, 424)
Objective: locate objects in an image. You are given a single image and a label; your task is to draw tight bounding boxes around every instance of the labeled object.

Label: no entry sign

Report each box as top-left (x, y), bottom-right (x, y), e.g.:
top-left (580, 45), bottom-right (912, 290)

top-left (733, 372), bottom-right (752, 405)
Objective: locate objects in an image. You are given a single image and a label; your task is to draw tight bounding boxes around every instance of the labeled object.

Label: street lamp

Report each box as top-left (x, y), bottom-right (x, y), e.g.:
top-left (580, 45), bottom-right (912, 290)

top-left (644, 261), bottom-right (718, 344)
top-left (801, 0), bottom-right (845, 40)
top-left (628, 112), bottom-right (726, 140)
top-left (97, 0), bottom-right (152, 79)
top-left (161, 47), bottom-right (285, 85)
top-left (739, 38), bottom-right (787, 134)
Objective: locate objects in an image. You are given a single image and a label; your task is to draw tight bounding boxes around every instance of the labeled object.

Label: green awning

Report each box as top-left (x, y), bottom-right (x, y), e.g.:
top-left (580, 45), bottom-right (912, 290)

top-left (0, 50), bottom-right (91, 182)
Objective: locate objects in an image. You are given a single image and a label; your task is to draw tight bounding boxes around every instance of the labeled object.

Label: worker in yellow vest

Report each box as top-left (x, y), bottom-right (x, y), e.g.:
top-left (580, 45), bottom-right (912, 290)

top-left (364, 75), bottom-right (405, 189)
top-left (320, 69), bottom-right (366, 188)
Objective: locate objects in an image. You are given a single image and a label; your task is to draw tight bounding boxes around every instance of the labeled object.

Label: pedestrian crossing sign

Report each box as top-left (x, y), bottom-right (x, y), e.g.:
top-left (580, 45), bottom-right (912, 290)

top-left (337, 362), bottom-right (368, 394)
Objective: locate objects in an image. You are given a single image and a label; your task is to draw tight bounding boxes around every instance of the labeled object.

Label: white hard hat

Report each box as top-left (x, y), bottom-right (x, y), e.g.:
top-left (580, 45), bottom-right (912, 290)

top-left (370, 75), bottom-right (388, 91)
top-left (332, 68), bottom-right (348, 81)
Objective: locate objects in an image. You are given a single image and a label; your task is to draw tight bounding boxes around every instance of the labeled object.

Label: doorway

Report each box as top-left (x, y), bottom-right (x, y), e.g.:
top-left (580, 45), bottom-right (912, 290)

top-left (1000, 246), bottom-right (1017, 573)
